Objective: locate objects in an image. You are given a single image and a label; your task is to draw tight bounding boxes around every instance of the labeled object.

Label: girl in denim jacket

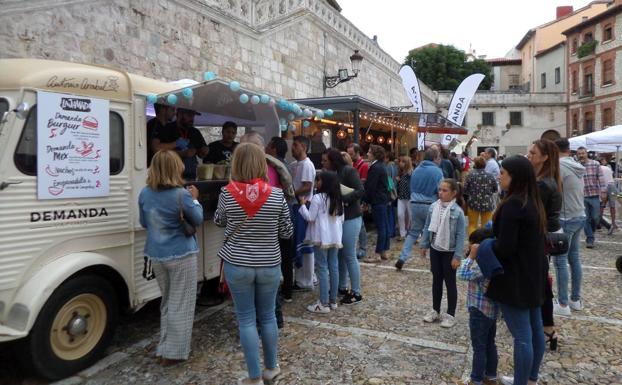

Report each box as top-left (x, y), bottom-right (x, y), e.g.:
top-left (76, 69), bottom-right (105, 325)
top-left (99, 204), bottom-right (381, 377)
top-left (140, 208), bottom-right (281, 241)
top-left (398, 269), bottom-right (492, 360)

top-left (420, 178), bottom-right (466, 328)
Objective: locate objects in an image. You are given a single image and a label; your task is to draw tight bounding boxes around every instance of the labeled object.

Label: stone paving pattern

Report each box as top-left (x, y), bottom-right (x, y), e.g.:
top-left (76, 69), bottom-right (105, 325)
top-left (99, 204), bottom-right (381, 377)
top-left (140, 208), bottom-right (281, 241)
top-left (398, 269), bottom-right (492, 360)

top-left (2, 226), bottom-right (622, 385)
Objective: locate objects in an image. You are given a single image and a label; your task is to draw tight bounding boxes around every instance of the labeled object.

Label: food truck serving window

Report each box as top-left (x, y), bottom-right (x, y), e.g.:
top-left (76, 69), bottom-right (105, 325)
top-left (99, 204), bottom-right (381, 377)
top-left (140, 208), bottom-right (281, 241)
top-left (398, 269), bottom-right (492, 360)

top-left (13, 106), bottom-right (125, 176)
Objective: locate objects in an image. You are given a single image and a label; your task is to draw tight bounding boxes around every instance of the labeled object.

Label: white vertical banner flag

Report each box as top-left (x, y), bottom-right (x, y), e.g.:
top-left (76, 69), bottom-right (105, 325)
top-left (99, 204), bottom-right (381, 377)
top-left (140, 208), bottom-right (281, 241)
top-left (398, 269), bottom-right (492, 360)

top-left (442, 73), bottom-right (485, 145)
top-left (398, 65), bottom-right (424, 112)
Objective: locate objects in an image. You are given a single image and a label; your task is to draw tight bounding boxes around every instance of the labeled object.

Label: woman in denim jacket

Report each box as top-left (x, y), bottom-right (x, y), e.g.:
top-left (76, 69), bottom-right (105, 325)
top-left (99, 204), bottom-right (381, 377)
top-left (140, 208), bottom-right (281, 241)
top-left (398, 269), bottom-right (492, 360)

top-left (419, 179), bottom-right (466, 328)
top-left (139, 150), bottom-right (204, 365)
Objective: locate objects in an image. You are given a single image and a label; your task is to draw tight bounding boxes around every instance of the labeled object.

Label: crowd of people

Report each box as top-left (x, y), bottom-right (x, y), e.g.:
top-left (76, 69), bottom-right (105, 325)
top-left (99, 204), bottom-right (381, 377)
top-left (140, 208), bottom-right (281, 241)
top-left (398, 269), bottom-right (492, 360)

top-left (138, 113), bottom-right (620, 385)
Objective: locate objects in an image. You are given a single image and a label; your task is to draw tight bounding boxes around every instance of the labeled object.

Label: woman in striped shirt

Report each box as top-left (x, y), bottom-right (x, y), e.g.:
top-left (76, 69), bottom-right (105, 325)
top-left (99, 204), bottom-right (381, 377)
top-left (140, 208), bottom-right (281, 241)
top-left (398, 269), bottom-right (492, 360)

top-left (214, 143), bottom-right (293, 385)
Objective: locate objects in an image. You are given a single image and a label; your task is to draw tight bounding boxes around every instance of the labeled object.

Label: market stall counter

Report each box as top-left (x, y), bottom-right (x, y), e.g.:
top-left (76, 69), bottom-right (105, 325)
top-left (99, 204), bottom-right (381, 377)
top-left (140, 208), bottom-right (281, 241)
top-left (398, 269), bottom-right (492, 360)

top-left (153, 80), bottom-right (320, 280)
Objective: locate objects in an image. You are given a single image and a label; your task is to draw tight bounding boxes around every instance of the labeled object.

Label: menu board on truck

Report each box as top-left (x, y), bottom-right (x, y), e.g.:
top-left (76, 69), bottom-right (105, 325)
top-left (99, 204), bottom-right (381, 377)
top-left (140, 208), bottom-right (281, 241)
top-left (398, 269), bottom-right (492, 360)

top-left (37, 91), bottom-right (110, 199)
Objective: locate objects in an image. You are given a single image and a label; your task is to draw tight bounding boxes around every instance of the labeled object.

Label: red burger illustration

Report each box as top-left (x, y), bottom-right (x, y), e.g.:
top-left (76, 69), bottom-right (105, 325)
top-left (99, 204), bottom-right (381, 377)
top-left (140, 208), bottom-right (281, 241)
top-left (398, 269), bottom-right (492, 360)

top-left (45, 165), bottom-right (59, 177)
top-left (48, 185), bottom-right (64, 196)
top-left (76, 141), bottom-right (95, 157)
top-left (82, 116), bottom-right (98, 130)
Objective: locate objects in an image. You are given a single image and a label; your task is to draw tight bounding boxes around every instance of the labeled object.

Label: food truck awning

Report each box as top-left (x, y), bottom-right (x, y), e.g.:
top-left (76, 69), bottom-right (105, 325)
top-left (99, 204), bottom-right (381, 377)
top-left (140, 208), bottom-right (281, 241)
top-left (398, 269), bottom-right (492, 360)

top-left (156, 81), bottom-right (279, 130)
top-left (154, 80), bottom-right (315, 138)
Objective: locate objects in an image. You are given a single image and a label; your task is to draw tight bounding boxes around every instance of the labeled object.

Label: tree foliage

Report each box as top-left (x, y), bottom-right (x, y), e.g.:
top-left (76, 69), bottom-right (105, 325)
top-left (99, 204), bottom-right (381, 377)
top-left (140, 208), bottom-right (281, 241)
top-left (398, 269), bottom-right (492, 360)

top-left (404, 44), bottom-right (492, 91)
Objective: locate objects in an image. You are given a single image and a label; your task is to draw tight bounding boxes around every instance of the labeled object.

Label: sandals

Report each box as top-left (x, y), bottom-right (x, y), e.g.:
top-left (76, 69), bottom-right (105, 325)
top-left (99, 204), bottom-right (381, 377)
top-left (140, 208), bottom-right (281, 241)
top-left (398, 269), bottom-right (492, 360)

top-left (545, 330), bottom-right (558, 351)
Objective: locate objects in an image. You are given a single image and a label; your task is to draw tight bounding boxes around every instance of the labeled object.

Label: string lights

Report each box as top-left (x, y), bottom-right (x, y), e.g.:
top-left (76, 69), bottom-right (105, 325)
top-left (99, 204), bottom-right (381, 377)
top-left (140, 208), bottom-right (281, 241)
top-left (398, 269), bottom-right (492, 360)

top-left (359, 112), bottom-right (416, 132)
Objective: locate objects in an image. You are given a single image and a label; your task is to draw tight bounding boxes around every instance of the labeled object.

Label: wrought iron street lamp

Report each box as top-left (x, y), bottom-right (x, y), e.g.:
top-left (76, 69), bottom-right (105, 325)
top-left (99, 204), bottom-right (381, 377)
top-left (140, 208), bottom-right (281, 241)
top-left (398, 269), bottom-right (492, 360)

top-left (324, 49), bottom-right (364, 90)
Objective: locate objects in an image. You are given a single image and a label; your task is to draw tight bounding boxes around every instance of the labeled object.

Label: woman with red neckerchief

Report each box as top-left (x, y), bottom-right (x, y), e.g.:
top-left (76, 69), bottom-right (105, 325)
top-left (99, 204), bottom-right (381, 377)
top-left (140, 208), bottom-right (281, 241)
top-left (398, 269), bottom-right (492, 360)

top-left (214, 143), bottom-right (293, 385)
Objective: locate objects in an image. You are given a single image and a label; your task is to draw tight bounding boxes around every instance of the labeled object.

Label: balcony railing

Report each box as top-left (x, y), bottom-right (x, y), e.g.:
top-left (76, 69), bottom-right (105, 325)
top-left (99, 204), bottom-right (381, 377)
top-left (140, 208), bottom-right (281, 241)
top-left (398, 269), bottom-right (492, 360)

top-left (578, 86), bottom-right (594, 98)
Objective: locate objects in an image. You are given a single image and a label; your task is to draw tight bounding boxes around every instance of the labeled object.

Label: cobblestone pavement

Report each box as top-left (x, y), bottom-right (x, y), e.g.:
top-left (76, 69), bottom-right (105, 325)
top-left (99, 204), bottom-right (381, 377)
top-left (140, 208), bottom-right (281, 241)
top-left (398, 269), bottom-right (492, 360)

top-left (2, 226), bottom-right (622, 385)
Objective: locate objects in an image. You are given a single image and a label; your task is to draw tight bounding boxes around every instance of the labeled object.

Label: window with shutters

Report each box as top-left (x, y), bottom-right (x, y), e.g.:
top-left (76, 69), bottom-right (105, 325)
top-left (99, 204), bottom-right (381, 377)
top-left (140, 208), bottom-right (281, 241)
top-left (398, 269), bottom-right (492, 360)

top-left (603, 108), bottom-right (613, 128)
top-left (584, 111), bottom-right (594, 133)
top-left (510, 111), bottom-right (523, 126)
top-left (602, 59), bottom-right (614, 85)
top-left (603, 24), bottom-right (613, 42)
top-left (482, 112), bottom-right (495, 126)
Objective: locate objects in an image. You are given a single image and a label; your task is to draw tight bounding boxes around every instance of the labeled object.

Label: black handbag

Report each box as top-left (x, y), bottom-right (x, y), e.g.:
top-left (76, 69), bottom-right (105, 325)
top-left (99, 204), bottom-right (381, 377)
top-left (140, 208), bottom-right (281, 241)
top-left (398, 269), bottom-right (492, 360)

top-left (179, 190), bottom-right (196, 237)
top-left (546, 232), bottom-right (569, 256)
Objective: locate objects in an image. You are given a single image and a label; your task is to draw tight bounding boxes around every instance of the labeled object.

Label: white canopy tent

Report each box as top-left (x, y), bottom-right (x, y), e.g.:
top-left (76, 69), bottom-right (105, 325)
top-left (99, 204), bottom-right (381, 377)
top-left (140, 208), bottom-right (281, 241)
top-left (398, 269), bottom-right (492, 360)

top-left (585, 125), bottom-right (622, 179)
top-left (585, 125), bottom-right (622, 147)
top-left (569, 132), bottom-right (619, 152)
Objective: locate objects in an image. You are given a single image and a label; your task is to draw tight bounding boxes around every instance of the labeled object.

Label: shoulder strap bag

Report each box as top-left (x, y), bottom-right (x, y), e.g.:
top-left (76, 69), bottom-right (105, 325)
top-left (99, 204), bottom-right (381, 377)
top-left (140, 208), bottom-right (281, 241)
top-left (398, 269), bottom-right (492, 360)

top-left (179, 190), bottom-right (197, 237)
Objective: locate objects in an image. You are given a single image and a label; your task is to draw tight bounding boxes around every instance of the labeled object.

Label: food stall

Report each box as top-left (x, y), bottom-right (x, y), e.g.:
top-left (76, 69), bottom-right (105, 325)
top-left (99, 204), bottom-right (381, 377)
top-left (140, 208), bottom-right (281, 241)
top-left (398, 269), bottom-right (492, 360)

top-left (291, 95), bottom-right (467, 155)
top-left (150, 80), bottom-right (321, 278)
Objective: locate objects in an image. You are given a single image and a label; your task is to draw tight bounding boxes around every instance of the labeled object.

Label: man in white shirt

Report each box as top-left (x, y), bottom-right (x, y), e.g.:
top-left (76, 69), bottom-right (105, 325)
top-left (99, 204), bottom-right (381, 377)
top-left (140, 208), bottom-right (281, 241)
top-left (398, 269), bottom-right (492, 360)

top-left (291, 136), bottom-right (316, 290)
top-left (483, 148), bottom-right (500, 180)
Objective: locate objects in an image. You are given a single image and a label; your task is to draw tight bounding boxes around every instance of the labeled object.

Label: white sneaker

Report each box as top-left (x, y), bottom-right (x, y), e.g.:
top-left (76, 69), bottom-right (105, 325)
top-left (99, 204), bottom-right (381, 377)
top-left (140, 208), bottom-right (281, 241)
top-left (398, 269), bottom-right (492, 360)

top-left (423, 310), bottom-right (440, 323)
top-left (440, 313), bottom-right (456, 328)
top-left (500, 375), bottom-right (538, 385)
top-left (329, 302), bottom-right (338, 310)
top-left (500, 376), bottom-right (513, 385)
top-left (307, 301), bottom-right (330, 314)
top-left (569, 299), bottom-right (583, 311)
top-left (262, 365), bottom-right (281, 381)
top-left (553, 301), bottom-right (571, 316)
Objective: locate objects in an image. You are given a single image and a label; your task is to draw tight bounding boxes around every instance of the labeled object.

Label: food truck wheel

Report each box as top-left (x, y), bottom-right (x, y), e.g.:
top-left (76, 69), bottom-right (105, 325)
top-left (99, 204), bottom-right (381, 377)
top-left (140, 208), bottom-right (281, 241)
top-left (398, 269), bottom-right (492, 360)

top-left (617, 255), bottom-right (622, 274)
top-left (19, 275), bottom-right (118, 380)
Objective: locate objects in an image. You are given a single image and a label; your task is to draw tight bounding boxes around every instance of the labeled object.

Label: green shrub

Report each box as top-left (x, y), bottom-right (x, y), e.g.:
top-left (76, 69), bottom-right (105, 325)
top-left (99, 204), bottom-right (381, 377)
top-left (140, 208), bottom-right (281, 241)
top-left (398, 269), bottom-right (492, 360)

top-left (577, 40), bottom-right (597, 58)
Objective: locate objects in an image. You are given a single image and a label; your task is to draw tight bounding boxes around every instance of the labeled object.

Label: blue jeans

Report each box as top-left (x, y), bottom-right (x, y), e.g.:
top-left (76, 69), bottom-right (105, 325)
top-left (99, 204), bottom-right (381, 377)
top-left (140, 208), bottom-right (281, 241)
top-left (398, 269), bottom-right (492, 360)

top-left (469, 307), bottom-right (498, 383)
top-left (554, 217), bottom-right (585, 305)
top-left (398, 202), bottom-right (430, 262)
top-left (499, 304), bottom-right (545, 385)
top-left (371, 203), bottom-right (390, 253)
top-left (357, 222), bottom-right (367, 258)
top-left (315, 246), bottom-right (339, 305)
top-left (583, 196), bottom-right (601, 243)
top-left (339, 216), bottom-right (362, 294)
top-left (387, 202), bottom-right (396, 238)
top-left (224, 262), bottom-right (281, 379)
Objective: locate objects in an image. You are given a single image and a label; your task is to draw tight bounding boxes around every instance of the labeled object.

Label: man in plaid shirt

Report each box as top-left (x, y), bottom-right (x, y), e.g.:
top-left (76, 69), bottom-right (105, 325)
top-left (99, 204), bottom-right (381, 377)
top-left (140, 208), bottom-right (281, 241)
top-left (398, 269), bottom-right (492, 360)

top-left (576, 147), bottom-right (603, 248)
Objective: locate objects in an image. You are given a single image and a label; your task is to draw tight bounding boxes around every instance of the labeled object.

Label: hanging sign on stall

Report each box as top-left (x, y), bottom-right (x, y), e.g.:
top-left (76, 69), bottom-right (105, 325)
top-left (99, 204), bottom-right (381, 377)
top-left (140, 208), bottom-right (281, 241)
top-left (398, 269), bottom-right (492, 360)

top-left (442, 73), bottom-right (484, 146)
top-left (417, 132), bottom-right (426, 151)
top-left (37, 91), bottom-right (110, 199)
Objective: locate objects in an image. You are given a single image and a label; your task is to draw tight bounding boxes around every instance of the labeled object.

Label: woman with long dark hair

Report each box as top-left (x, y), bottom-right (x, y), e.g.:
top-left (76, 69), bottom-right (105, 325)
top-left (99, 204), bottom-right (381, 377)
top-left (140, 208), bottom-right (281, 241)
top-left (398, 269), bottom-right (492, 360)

top-left (322, 149), bottom-right (365, 304)
top-left (299, 170), bottom-right (344, 313)
top-left (486, 155), bottom-right (547, 385)
top-left (528, 139), bottom-right (562, 351)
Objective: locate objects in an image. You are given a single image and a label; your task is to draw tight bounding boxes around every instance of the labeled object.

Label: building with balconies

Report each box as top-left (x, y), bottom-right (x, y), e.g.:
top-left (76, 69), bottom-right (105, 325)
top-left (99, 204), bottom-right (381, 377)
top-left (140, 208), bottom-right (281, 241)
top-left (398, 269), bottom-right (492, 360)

top-left (563, 1), bottom-right (622, 136)
top-left (516, 2), bottom-right (610, 93)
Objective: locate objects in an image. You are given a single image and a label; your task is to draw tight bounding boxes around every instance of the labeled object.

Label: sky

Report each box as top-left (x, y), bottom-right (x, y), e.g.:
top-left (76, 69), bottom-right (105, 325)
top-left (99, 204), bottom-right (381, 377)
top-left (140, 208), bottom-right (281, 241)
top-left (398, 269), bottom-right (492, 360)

top-left (339, 0), bottom-right (595, 62)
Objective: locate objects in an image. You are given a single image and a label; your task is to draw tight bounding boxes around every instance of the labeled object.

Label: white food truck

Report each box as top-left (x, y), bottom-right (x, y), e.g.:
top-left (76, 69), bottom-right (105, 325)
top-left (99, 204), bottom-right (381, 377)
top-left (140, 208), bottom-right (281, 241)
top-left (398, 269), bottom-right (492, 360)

top-left (0, 59), bottom-right (294, 379)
